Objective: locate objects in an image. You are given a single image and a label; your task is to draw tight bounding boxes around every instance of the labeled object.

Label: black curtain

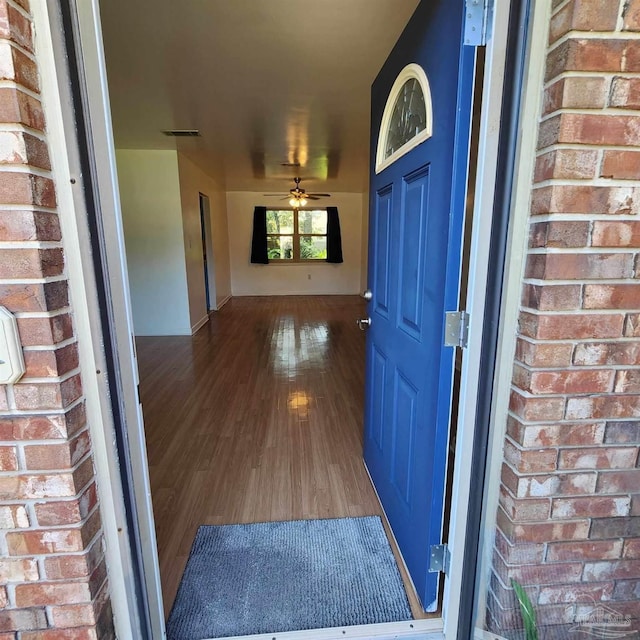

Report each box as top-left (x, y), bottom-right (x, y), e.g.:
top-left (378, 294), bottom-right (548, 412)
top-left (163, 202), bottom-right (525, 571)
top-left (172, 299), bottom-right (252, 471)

top-left (326, 207), bottom-right (343, 263)
top-left (250, 206), bottom-right (269, 264)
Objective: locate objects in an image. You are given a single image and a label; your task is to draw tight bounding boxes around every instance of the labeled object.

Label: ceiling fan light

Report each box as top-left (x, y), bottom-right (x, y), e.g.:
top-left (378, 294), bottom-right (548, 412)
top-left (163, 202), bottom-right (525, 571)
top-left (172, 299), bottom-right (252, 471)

top-left (299, 197), bottom-right (308, 206)
top-left (289, 197), bottom-right (298, 207)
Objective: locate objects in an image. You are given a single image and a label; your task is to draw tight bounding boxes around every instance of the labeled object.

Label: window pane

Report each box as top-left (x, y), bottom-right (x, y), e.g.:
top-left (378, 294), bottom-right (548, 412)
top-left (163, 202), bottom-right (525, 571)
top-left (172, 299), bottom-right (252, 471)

top-left (267, 236), bottom-right (294, 259)
top-left (298, 210), bottom-right (327, 235)
top-left (300, 236), bottom-right (327, 260)
top-left (266, 210), bottom-right (294, 235)
top-left (385, 77), bottom-right (427, 159)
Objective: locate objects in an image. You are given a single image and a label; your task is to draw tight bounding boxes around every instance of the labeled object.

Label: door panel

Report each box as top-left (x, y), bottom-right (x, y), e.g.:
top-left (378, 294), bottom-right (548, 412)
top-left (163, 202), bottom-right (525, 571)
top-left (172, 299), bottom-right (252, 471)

top-left (364, 0), bottom-right (475, 611)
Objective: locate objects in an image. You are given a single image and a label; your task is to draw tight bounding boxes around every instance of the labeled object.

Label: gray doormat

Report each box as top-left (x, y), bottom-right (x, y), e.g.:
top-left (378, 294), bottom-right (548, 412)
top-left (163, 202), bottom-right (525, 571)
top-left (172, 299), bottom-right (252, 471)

top-left (166, 516), bottom-right (413, 639)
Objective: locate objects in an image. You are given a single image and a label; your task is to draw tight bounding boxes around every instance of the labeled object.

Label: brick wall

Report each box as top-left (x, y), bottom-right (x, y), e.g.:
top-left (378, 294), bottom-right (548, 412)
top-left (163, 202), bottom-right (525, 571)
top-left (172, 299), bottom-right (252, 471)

top-left (487, 0), bottom-right (640, 636)
top-left (0, 1), bottom-right (113, 638)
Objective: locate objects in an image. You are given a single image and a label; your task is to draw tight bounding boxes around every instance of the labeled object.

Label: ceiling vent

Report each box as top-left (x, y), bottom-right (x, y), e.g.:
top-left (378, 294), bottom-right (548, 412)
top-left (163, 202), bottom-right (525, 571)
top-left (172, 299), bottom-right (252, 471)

top-left (162, 129), bottom-right (201, 137)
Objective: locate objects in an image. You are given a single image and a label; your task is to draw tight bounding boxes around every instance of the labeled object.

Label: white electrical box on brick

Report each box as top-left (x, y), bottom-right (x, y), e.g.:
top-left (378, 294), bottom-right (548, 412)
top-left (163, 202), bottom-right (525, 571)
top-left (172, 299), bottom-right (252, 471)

top-left (0, 306), bottom-right (25, 384)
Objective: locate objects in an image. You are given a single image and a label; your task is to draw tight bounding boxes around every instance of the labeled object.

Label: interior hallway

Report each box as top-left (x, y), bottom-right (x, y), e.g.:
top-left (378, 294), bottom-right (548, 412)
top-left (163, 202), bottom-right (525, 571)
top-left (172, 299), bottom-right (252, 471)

top-left (136, 296), bottom-right (383, 614)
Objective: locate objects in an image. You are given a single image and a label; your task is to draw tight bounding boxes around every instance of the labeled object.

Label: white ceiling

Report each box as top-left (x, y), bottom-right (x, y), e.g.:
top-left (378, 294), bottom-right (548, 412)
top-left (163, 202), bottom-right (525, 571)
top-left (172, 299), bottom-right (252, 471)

top-left (100, 0), bottom-right (420, 193)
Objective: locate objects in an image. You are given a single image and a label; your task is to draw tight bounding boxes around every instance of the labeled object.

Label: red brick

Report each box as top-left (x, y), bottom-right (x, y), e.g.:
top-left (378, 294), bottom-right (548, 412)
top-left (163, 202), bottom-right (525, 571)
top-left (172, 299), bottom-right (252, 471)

top-left (0, 131), bottom-right (50, 169)
top-left (623, 539), bottom-right (640, 558)
top-left (519, 311), bottom-right (624, 340)
top-left (13, 382), bottom-right (64, 410)
top-left (566, 395), bottom-right (640, 420)
top-left (498, 507), bottom-right (590, 543)
top-left (0, 247), bottom-right (63, 278)
top-left (0, 446), bottom-right (17, 471)
top-left (0, 210), bottom-right (61, 241)
top-left (584, 284), bottom-right (640, 310)
top-left (494, 528), bottom-right (545, 564)
top-left (509, 389), bottom-right (565, 421)
top-left (574, 342), bottom-right (640, 366)
top-left (562, 447), bottom-right (639, 473)
top-left (0, 43), bottom-right (38, 92)
top-left (605, 421), bottom-right (640, 444)
top-left (0, 280), bottom-right (68, 313)
top-left (614, 369), bottom-right (640, 392)
top-left (0, 3), bottom-right (33, 52)
top-left (494, 549), bottom-right (583, 585)
top-left (503, 438), bottom-right (558, 473)
top-left (549, 0), bottom-right (619, 43)
top-left (584, 560), bottom-right (640, 581)
top-left (529, 221), bottom-right (590, 249)
top-left (552, 496), bottom-right (630, 519)
top-left (597, 469), bottom-right (640, 493)
top-left (0, 557), bottom-right (38, 582)
top-left (543, 76), bottom-right (608, 114)
top-left (0, 172), bottom-right (55, 207)
top-left (538, 582), bottom-right (615, 605)
top-left (548, 539), bottom-right (623, 563)
top-left (0, 87), bottom-right (45, 131)
top-left (526, 369), bottom-right (614, 395)
top-left (521, 283), bottom-right (581, 310)
top-left (0, 472), bottom-right (75, 501)
top-left (593, 220), bottom-right (640, 247)
top-left (508, 418), bottom-right (605, 448)
top-left (624, 0), bottom-right (640, 31)
top-left (561, 113), bottom-right (640, 147)
top-left (531, 184), bottom-right (640, 215)
top-left (15, 582), bottom-right (91, 607)
top-left (499, 488), bottom-right (551, 521)
top-left (610, 76), bottom-right (640, 110)
top-left (0, 608), bottom-right (47, 632)
top-left (35, 483), bottom-right (98, 526)
top-left (546, 39), bottom-right (640, 80)
top-left (503, 464), bottom-right (597, 498)
top-left (601, 150), bottom-right (640, 181)
top-left (534, 148), bottom-right (598, 182)
top-left (624, 312), bottom-right (640, 336)
top-left (17, 313), bottom-right (74, 347)
top-left (49, 603), bottom-right (98, 628)
top-left (25, 431), bottom-right (90, 470)
top-left (0, 504), bottom-right (29, 528)
top-left (515, 339), bottom-right (573, 367)
top-left (7, 528), bottom-right (84, 555)
top-left (21, 629), bottom-right (99, 640)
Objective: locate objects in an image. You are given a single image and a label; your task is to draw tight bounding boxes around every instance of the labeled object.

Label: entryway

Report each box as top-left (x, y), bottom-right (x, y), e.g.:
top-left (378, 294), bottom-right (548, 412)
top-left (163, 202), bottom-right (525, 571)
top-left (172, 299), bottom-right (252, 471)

top-left (37, 0), bottom-right (515, 635)
top-left (137, 295), bottom-right (428, 619)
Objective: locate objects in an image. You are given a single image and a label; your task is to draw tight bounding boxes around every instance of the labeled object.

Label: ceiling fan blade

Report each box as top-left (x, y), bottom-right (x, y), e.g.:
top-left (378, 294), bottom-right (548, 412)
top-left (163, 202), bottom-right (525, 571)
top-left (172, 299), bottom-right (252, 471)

top-left (306, 196), bottom-right (321, 200)
top-left (308, 193), bottom-right (331, 197)
top-left (263, 193), bottom-right (286, 196)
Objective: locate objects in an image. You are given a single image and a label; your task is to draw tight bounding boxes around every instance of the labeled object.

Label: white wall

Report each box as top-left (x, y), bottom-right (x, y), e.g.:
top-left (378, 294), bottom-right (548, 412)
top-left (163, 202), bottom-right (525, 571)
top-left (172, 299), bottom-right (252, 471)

top-left (226, 191), bottom-right (365, 296)
top-left (177, 153), bottom-right (232, 329)
top-left (116, 150), bottom-right (192, 335)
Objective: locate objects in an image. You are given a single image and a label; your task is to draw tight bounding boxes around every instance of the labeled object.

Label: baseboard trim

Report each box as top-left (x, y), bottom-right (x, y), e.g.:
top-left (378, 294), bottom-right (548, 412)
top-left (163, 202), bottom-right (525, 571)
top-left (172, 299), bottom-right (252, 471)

top-left (219, 619), bottom-right (443, 640)
top-left (191, 314), bottom-right (209, 334)
top-left (215, 294), bottom-right (231, 310)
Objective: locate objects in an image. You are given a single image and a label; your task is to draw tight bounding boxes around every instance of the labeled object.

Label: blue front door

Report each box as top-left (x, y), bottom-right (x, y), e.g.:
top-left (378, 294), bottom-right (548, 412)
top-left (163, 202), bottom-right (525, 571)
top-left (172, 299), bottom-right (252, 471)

top-left (364, 0), bottom-right (476, 611)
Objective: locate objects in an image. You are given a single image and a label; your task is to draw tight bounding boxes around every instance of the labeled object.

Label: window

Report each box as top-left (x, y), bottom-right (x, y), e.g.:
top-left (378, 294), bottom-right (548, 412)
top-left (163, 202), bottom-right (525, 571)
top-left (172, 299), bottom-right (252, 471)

top-left (266, 209), bottom-right (328, 261)
top-left (375, 63), bottom-right (433, 174)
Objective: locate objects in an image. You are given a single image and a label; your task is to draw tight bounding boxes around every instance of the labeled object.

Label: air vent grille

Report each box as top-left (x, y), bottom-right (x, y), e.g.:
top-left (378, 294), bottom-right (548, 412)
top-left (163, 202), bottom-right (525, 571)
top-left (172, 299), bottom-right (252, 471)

top-left (162, 130), bottom-right (201, 137)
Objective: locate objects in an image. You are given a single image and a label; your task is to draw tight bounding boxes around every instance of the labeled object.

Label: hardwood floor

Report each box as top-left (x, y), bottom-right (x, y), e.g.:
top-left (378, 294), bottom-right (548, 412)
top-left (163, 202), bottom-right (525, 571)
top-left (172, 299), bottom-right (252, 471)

top-left (137, 296), bottom-right (392, 616)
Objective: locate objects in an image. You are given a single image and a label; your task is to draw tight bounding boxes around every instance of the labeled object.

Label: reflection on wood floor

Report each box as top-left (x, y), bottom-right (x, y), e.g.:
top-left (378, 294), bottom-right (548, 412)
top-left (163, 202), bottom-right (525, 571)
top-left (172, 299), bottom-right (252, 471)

top-left (137, 296), bottom-right (384, 615)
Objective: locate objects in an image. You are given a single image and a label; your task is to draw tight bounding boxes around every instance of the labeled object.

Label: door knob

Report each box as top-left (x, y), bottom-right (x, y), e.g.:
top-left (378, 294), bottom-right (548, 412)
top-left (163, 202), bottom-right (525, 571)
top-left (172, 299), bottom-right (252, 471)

top-left (357, 317), bottom-right (372, 331)
top-left (362, 289), bottom-right (373, 301)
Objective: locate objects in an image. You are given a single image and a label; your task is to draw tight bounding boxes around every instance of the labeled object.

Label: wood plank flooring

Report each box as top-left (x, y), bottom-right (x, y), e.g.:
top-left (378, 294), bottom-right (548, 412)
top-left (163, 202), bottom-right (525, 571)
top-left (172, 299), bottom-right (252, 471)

top-left (137, 295), bottom-right (430, 619)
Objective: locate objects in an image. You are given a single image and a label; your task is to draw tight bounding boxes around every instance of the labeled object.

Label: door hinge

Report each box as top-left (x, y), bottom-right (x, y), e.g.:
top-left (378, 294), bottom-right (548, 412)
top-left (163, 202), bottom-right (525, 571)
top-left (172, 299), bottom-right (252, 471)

top-left (444, 311), bottom-right (470, 348)
top-left (464, 0), bottom-right (493, 46)
top-left (429, 544), bottom-right (451, 575)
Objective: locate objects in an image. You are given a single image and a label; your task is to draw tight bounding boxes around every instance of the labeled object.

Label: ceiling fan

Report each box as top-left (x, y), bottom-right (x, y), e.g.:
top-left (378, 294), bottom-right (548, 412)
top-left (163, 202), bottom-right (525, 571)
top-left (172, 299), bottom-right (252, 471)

top-left (263, 177), bottom-right (331, 207)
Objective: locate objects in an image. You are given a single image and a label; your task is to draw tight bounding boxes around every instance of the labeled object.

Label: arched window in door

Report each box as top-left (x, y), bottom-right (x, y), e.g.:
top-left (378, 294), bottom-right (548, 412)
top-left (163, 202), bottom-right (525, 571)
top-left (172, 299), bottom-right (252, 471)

top-left (375, 63), bottom-right (433, 174)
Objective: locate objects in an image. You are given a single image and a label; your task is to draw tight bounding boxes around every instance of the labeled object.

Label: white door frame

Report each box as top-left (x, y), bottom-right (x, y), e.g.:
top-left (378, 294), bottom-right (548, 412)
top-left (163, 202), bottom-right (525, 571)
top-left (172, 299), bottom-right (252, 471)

top-left (31, 0), bottom-right (513, 638)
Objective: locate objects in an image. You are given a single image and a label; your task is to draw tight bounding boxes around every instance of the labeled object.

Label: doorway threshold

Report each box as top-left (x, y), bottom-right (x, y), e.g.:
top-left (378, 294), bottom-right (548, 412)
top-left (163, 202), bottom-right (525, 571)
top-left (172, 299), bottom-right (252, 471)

top-left (214, 619), bottom-right (444, 640)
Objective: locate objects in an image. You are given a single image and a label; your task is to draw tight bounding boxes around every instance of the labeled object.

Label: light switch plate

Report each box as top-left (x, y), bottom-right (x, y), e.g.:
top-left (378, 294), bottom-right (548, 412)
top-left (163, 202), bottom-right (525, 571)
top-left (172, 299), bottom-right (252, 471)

top-left (0, 306), bottom-right (25, 384)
